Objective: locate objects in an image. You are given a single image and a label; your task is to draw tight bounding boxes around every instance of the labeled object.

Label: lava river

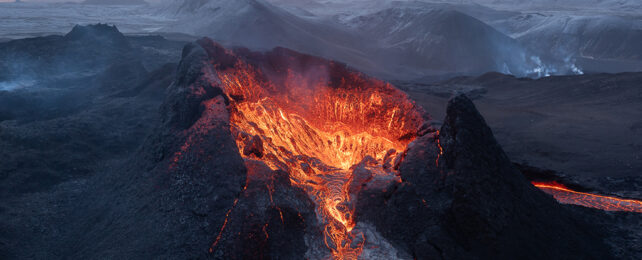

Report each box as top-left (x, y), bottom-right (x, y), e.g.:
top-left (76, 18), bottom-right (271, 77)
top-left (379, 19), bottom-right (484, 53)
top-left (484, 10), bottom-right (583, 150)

top-left (214, 54), bottom-right (423, 259)
top-left (532, 181), bottom-right (642, 213)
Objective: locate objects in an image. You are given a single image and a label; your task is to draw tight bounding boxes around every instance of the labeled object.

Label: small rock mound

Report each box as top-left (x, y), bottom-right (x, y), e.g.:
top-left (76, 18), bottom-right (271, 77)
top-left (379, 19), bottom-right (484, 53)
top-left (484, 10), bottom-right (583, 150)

top-left (64, 24), bottom-right (130, 48)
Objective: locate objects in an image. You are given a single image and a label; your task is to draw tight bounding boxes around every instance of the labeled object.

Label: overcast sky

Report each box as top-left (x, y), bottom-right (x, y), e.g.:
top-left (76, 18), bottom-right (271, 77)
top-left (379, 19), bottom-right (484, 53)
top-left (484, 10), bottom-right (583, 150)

top-left (0, 0), bottom-right (79, 2)
top-left (0, 0), bottom-right (164, 3)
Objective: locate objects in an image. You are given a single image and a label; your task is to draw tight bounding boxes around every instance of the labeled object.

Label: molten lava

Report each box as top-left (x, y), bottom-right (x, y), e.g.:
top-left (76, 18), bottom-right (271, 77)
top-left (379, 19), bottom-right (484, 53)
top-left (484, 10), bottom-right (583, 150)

top-left (213, 51), bottom-right (423, 259)
top-left (533, 181), bottom-right (642, 213)
top-left (205, 46), bottom-right (642, 259)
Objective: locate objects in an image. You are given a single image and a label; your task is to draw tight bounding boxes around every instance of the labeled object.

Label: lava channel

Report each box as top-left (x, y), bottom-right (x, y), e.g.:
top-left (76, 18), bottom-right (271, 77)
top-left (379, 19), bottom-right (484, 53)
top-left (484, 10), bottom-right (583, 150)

top-left (214, 52), bottom-right (423, 259)
top-left (533, 181), bottom-right (642, 213)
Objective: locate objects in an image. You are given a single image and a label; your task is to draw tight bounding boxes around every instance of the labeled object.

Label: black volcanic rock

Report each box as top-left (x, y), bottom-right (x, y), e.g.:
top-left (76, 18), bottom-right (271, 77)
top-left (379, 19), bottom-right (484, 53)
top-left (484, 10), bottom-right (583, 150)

top-left (114, 62), bottom-right (177, 98)
top-left (211, 160), bottom-right (324, 259)
top-left (0, 60), bottom-right (175, 260)
top-left (50, 40), bottom-right (246, 259)
top-left (97, 61), bottom-right (148, 93)
top-left (355, 94), bottom-right (612, 259)
top-left (161, 41), bottom-right (225, 130)
top-left (0, 37), bottom-right (241, 259)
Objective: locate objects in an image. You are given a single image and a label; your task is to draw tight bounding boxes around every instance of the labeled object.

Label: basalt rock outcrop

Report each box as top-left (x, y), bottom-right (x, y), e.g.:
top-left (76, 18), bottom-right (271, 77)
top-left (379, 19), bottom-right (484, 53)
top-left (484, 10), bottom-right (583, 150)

top-left (355, 94), bottom-right (611, 259)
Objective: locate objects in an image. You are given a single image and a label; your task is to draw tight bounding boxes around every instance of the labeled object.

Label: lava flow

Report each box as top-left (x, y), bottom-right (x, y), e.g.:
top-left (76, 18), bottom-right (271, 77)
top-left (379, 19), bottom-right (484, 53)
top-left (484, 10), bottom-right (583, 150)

top-left (213, 50), bottom-right (423, 259)
top-left (533, 181), bottom-right (642, 213)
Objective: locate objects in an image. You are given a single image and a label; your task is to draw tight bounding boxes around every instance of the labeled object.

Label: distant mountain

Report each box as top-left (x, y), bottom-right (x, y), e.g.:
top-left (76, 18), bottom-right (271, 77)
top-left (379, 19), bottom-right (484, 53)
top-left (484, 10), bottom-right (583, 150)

top-left (345, 5), bottom-right (546, 76)
top-left (489, 12), bottom-right (642, 73)
top-left (160, 0), bottom-right (564, 79)
top-left (517, 15), bottom-right (642, 60)
top-left (83, 0), bottom-right (147, 5)
top-left (160, 0), bottom-right (383, 76)
top-left (262, 0), bottom-right (641, 75)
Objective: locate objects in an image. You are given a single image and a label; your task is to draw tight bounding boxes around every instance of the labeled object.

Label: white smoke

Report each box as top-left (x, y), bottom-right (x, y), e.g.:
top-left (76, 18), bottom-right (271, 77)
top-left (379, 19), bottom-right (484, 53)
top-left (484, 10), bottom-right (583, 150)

top-left (523, 55), bottom-right (583, 78)
top-left (0, 79), bottom-right (35, 91)
top-left (566, 57), bottom-right (584, 75)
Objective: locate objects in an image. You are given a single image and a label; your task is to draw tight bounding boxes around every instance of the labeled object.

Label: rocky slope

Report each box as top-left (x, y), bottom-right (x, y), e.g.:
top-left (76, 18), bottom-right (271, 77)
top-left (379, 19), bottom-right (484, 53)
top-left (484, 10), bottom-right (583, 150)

top-left (356, 94), bottom-right (610, 259)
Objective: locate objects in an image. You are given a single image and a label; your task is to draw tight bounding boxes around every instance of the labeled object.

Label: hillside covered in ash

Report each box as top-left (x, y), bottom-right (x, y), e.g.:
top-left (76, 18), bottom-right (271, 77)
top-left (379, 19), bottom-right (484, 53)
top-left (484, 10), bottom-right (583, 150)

top-left (0, 24), bottom-right (183, 219)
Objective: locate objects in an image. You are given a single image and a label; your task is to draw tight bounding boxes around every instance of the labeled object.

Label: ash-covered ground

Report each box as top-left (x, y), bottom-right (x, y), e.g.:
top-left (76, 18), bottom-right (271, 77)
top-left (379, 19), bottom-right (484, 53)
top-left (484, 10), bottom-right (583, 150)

top-left (0, 25), bottom-right (640, 259)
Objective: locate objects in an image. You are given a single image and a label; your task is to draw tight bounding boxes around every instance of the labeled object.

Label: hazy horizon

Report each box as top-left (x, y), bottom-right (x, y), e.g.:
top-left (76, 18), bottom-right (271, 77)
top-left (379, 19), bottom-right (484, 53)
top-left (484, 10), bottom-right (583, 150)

top-left (0, 0), bottom-right (164, 3)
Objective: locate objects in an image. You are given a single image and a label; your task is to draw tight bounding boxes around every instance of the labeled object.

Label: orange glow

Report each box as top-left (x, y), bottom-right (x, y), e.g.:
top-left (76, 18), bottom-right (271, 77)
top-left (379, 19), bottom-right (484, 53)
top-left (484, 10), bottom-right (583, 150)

top-left (214, 55), bottom-right (423, 259)
top-left (533, 181), bottom-right (642, 213)
top-left (435, 130), bottom-right (444, 167)
top-left (210, 197), bottom-right (240, 252)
